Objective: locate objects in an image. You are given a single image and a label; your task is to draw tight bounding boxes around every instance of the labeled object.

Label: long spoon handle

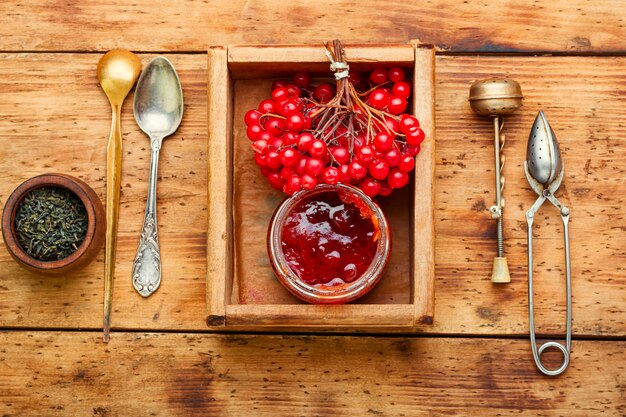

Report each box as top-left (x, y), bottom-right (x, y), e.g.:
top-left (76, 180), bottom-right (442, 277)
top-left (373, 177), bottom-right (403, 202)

top-left (103, 104), bottom-right (122, 342)
top-left (132, 137), bottom-right (162, 297)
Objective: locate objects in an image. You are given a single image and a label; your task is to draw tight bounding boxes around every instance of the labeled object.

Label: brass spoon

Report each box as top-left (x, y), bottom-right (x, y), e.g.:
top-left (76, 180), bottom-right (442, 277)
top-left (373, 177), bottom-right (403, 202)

top-left (97, 50), bottom-right (142, 342)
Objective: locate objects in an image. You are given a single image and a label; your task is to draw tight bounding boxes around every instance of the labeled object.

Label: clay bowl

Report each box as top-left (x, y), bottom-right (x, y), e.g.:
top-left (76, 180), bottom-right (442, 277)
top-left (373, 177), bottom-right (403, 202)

top-left (2, 174), bottom-right (105, 276)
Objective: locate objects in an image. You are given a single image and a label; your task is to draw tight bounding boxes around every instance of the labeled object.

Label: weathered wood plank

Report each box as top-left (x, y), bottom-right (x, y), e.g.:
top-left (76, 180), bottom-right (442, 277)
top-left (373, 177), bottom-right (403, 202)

top-left (0, 54), bottom-right (623, 337)
top-left (0, 53), bottom-right (208, 331)
top-left (0, 1), bottom-right (625, 53)
top-left (434, 56), bottom-right (626, 336)
top-left (0, 331), bottom-right (623, 416)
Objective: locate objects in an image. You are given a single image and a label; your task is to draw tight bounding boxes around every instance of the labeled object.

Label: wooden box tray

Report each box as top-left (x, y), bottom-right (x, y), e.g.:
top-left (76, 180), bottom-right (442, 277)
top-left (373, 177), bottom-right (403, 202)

top-left (206, 44), bottom-right (435, 330)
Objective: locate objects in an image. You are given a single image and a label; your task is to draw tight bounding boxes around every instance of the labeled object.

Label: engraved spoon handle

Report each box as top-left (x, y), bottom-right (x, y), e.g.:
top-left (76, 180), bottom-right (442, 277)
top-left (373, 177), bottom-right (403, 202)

top-left (132, 137), bottom-right (162, 297)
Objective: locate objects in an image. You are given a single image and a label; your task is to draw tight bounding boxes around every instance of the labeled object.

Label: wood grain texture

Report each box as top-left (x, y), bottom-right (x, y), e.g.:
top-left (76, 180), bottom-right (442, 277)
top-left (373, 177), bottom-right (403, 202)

top-left (0, 53), bottom-right (208, 331)
top-left (0, 54), bottom-right (624, 337)
top-left (0, 1), bottom-right (625, 53)
top-left (413, 46), bottom-right (436, 325)
top-left (206, 46), bottom-right (231, 326)
top-left (434, 55), bottom-right (626, 336)
top-left (0, 331), bottom-right (623, 416)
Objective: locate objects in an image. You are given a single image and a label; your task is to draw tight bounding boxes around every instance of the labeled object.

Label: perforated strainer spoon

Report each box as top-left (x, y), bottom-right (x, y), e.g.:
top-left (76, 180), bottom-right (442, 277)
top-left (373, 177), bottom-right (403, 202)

top-left (524, 111), bottom-right (572, 376)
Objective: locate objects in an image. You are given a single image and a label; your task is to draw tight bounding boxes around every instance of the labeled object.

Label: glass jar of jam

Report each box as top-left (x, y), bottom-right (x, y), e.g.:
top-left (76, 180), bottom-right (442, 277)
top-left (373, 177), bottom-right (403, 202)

top-left (268, 183), bottom-right (391, 304)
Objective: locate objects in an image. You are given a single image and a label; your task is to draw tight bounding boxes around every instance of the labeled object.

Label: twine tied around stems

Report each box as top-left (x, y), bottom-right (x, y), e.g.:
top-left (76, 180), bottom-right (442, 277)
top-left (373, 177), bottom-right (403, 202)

top-left (324, 42), bottom-right (349, 80)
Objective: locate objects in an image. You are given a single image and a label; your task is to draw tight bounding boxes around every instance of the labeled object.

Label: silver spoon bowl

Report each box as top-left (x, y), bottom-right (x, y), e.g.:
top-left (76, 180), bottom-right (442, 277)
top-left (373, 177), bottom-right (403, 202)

top-left (132, 56), bottom-right (184, 297)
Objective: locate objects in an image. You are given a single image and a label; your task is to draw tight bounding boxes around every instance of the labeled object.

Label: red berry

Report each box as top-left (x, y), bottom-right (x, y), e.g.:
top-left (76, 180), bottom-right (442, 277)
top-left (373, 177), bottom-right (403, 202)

top-left (356, 145), bottom-right (374, 165)
top-left (283, 131), bottom-right (298, 146)
top-left (322, 167), bottom-right (340, 184)
top-left (266, 151), bottom-right (282, 169)
top-left (260, 166), bottom-right (272, 177)
top-left (348, 72), bottom-right (362, 86)
top-left (267, 172), bottom-right (285, 190)
top-left (252, 139), bottom-right (269, 154)
top-left (405, 144), bottom-right (421, 156)
top-left (308, 140), bottom-right (327, 158)
top-left (382, 117), bottom-right (400, 135)
top-left (293, 72), bottom-right (311, 88)
top-left (360, 177), bottom-right (381, 197)
top-left (277, 98), bottom-right (301, 117)
top-left (350, 160), bottom-right (367, 180)
top-left (369, 68), bottom-right (388, 85)
top-left (393, 81), bottom-right (411, 98)
top-left (353, 135), bottom-right (365, 153)
top-left (379, 182), bottom-right (393, 197)
top-left (388, 67), bottom-right (405, 83)
top-left (268, 136), bottom-right (283, 149)
top-left (297, 133), bottom-right (314, 152)
top-left (265, 118), bottom-right (286, 136)
top-left (302, 116), bottom-right (312, 130)
top-left (272, 80), bottom-right (287, 90)
top-left (254, 152), bottom-right (267, 167)
top-left (385, 148), bottom-right (401, 167)
top-left (338, 164), bottom-right (352, 183)
top-left (399, 114), bottom-right (420, 133)
top-left (244, 109), bottom-right (261, 126)
top-left (331, 146), bottom-right (350, 165)
top-left (369, 159), bottom-right (390, 180)
top-left (295, 157), bottom-right (307, 175)
top-left (246, 124), bottom-right (263, 141)
top-left (286, 113), bottom-right (305, 131)
top-left (373, 132), bottom-right (394, 152)
top-left (280, 148), bottom-right (299, 167)
top-left (271, 86), bottom-right (289, 103)
top-left (305, 158), bottom-right (324, 176)
top-left (281, 166), bottom-right (296, 180)
top-left (301, 174), bottom-right (318, 190)
top-left (388, 96), bottom-right (408, 115)
top-left (284, 175), bottom-right (302, 195)
top-left (388, 169), bottom-right (409, 189)
top-left (398, 155), bottom-right (415, 173)
top-left (258, 99), bottom-right (276, 114)
top-left (405, 126), bottom-right (425, 146)
top-left (369, 89), bottom-right (389, 110)
top-left (286, 84), bottom-right (301, 98)
top-left (314, 83), bottom-right (334, 103)
top-left (258, 131), bottom-right (273, 142)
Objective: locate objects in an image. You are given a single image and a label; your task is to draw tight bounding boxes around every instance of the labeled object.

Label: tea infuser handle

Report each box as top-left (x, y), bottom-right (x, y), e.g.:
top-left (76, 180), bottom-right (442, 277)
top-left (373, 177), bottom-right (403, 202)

top-left (526, 200), bottom-right (572, 376)
top-left (132, 137), bottom-right (163, 297)
top-left (490, 118), bottom-right (510, 283)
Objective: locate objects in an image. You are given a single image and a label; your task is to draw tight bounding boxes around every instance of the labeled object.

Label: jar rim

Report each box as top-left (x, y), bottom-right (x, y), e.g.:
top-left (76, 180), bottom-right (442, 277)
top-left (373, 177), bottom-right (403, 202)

top-left (267, 183), bottom-right (391, 304)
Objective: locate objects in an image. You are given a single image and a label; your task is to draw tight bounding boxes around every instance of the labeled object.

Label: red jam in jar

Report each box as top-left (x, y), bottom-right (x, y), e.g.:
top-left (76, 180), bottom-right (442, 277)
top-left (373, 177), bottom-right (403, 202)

top-left (281, 190), bottom-right (378, 287)
top-left (268, 183), bottom-right (390, 304)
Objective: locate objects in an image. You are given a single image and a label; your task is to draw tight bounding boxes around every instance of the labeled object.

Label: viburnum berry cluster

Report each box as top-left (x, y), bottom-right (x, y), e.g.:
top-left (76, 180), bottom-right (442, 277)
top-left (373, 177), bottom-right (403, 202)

top-left (244, 40), bottom-right (425, 197)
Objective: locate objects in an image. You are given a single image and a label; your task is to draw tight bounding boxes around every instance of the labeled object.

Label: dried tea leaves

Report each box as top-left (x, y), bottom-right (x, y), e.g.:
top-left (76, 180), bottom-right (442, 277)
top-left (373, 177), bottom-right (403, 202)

top-left (14, 187), bottom-right (88, 261)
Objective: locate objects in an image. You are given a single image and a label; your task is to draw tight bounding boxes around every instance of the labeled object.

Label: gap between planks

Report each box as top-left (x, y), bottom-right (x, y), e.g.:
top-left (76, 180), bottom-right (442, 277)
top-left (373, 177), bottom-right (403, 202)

top-left (2, 50), bottom-right (626, 57)
top-left (0, 327), bottom-right (624, 342)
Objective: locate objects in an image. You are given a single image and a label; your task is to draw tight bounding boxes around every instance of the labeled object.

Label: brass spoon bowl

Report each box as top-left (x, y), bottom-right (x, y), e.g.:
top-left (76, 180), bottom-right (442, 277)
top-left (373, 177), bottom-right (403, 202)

top-left (469, 78), bottom-right (523, 117)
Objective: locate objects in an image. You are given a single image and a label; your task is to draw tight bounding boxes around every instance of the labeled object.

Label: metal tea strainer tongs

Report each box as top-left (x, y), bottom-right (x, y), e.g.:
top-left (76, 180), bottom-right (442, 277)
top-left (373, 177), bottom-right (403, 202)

top-left (524, 111), bottom-right (572, 376)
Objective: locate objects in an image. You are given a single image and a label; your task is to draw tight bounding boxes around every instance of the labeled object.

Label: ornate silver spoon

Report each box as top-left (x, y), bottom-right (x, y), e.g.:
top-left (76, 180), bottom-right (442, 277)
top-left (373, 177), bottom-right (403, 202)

top-left (132, 56), bottom-right (183, 297)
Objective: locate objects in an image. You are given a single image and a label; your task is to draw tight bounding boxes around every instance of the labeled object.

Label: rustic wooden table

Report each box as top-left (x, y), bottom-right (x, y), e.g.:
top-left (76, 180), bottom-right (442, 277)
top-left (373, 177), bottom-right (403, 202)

top-left (0, 2), bottom-right (624, 416)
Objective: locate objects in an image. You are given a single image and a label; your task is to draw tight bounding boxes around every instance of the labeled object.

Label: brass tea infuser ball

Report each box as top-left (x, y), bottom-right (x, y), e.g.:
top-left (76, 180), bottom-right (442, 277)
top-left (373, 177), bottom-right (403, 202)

top-left (469, 78), bottom-right (523, 284)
